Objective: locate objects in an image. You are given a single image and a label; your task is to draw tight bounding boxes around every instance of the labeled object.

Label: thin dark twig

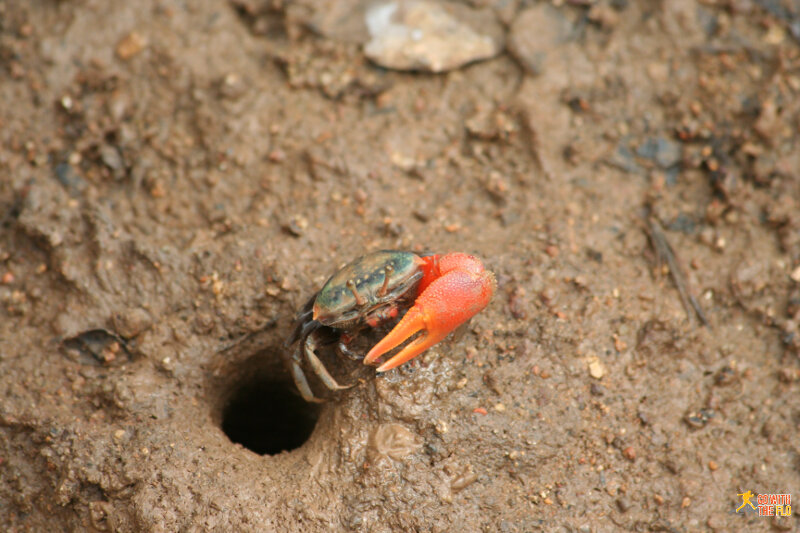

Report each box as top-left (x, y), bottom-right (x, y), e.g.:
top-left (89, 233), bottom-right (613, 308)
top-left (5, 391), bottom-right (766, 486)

top-left (644, 217), bottom-right (710, 328)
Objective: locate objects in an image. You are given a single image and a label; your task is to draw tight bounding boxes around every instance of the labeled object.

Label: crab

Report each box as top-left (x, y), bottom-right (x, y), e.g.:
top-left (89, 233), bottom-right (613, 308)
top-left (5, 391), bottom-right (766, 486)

top-left (284, 250), bottom-right (495, 402)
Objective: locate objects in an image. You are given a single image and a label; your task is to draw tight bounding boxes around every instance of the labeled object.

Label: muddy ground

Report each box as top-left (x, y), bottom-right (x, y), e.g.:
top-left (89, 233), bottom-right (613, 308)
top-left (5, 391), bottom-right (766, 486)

top-left (1, 0), bottom-right (800, 531)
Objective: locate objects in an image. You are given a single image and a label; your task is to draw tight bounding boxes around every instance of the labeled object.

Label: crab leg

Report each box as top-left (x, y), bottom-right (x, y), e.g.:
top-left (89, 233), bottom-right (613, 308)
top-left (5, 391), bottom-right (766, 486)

top-left (363, 253), bottom-right (495, 372)
top-left (304, 336), bottom-right (355, 392)
top-left (289, 352), bottom-right (323, 403)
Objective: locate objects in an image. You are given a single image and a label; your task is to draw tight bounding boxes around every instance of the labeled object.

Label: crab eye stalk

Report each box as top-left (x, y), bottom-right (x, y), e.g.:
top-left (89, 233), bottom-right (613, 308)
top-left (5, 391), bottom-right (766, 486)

top-left (376, 264), bottom-right (394, 298)
top-left (346, 279), bottom-right (367, 306)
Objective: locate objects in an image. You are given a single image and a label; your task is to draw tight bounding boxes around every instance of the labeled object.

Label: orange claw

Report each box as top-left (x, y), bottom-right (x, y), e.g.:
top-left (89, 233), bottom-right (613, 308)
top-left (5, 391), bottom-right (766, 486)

top-left (363, 253), bottom-right (495, 372)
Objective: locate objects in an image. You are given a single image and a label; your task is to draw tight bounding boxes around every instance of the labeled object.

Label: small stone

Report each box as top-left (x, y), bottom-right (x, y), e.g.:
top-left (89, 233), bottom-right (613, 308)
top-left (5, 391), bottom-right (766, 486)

top-left (284, 216), bottom-right (308, 237)
top-left (714, 365), bottom-right (737, 386)
top-left (450, 467), bottom-right (477, 493)
top-left (588, 357), bottom-right (606, 379)
top-left (681, 496), bottom-right (691, 508)
top-left (364, 1), bottom-right (503, 73)
top-left (663, 459), bottom-right (681, 475)
top-left (113, 429), bottom-right (126, 442)
top-left (653, 494), bottom-right (664, 505)
top-left (622, 446), bottom-right (636, 461)
top-left (616, 497), bottom-right (630, 513)
top-left (708, 460), bottom-right (718, 471)
top-left (790, 264), bottom-right (800, 283)
top-left (483, 371), bottom-right (502, 394)
top-left (1, 272), bottom-right (14, 284)
top-left (494, 403), bottom-right (506, 412)
top-left (754, 99), bottom-right (782, 146)
top-left (219, 72), bottom-right (247, 100)
top-left (684, 408), bottom-right (714, 429)
top-left (590, 383), bottom-right (606, 396)
top-left (268, 149), bottom-right (286, 163)
top-left (636, 137), bottom-right (682, 169)
top-left (112, 307), bottom-right (153, 339)
top-left (99, 144), bottom-right (123, 171)
top-left (116, 32), bottom-right (147, 60)
top-left (588, 2), bottom-right (619, 29)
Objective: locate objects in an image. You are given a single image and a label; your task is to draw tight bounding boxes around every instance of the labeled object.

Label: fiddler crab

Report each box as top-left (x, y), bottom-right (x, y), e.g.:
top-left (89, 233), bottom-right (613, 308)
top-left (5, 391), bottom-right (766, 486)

top-left (284, 250), bottom-right (496, 402)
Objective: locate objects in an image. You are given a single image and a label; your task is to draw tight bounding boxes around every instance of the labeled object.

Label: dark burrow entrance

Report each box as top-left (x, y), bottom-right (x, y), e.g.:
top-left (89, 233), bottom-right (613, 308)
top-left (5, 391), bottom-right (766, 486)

top-left (221, 377), bottom-right (320, 455)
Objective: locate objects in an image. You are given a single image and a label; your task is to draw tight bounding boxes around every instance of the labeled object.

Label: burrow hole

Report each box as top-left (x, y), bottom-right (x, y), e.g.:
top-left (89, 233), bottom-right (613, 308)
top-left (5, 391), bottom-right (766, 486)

top-left (220, 352), bottom-right (320, 455)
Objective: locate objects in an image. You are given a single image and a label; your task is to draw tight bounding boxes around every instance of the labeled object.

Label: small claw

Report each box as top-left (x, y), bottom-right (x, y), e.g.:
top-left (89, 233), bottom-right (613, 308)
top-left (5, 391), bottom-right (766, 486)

top-left (366, 306), bottom-right (444, 372)
top-left (363, 260), bottom-right (495, 372)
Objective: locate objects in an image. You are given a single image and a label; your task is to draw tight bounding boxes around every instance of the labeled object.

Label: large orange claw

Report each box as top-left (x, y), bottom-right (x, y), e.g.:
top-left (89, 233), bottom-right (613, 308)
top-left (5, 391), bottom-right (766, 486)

top-left (363, 253), bottom-right (495, 372)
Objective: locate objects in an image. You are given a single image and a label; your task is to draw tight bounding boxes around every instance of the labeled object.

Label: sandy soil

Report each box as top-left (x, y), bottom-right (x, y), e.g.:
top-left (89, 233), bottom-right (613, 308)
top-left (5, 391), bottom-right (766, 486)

top-left (2, 0), bottom-right (799, 531)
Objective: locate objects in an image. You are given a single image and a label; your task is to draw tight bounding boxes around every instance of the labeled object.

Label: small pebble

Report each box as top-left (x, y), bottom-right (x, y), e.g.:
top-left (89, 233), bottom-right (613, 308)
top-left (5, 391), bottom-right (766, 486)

top-left (588, 357), bottom-right (606, 379)
top-left (714, 365), bottom-right (737, 386)
top-left (364, 1), bottom-right (503, 73)
top-left (590, 383), bottom-right (606, 396)
top-left (790, 265), bottom-right (800, 283)
top-left (473, 407), bottom-right (488, 415)
top-left (116, 32), bottom-right (147, 60)
top-left (613, 334), bottom-right (627, 352)
top-left (494, 403), bottom-right (506, 412)
top-left (268, 149), bottom-right (286, 163)
top-left (1, 272), bottom-right (14, 284)
top-left (622, 446), bottom-right (636, 461)
top-left (685, 408), bottom-right (714, 428)
top-left (112, 307), bottom-right (153, 339)
top-left (284, 216), bottom-right (308, 237)
top-left (450, 468), bottom-right (477, 492)
top-left (708, 460), bottom-right (718, 471)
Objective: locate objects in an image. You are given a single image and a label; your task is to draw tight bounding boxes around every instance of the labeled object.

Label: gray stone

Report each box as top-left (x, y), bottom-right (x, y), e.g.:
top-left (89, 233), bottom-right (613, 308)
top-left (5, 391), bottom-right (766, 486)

top-left (637, 137), bottom-right (682, 168)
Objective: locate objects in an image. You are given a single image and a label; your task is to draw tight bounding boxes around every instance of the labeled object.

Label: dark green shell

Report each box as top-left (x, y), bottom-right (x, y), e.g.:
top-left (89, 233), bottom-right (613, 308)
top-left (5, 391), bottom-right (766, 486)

top-left (313, 250), bottom-right (423, 327)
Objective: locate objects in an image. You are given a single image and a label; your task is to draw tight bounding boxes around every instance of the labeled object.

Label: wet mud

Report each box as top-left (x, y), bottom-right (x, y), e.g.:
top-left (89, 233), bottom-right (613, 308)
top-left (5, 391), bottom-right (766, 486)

top-left (1, 0), bottom-right (799, 531)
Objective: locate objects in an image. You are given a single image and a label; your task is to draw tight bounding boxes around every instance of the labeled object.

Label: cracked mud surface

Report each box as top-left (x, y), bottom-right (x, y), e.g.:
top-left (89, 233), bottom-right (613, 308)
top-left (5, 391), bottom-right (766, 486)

top-left (1, 1), bottom-right (799, 531)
